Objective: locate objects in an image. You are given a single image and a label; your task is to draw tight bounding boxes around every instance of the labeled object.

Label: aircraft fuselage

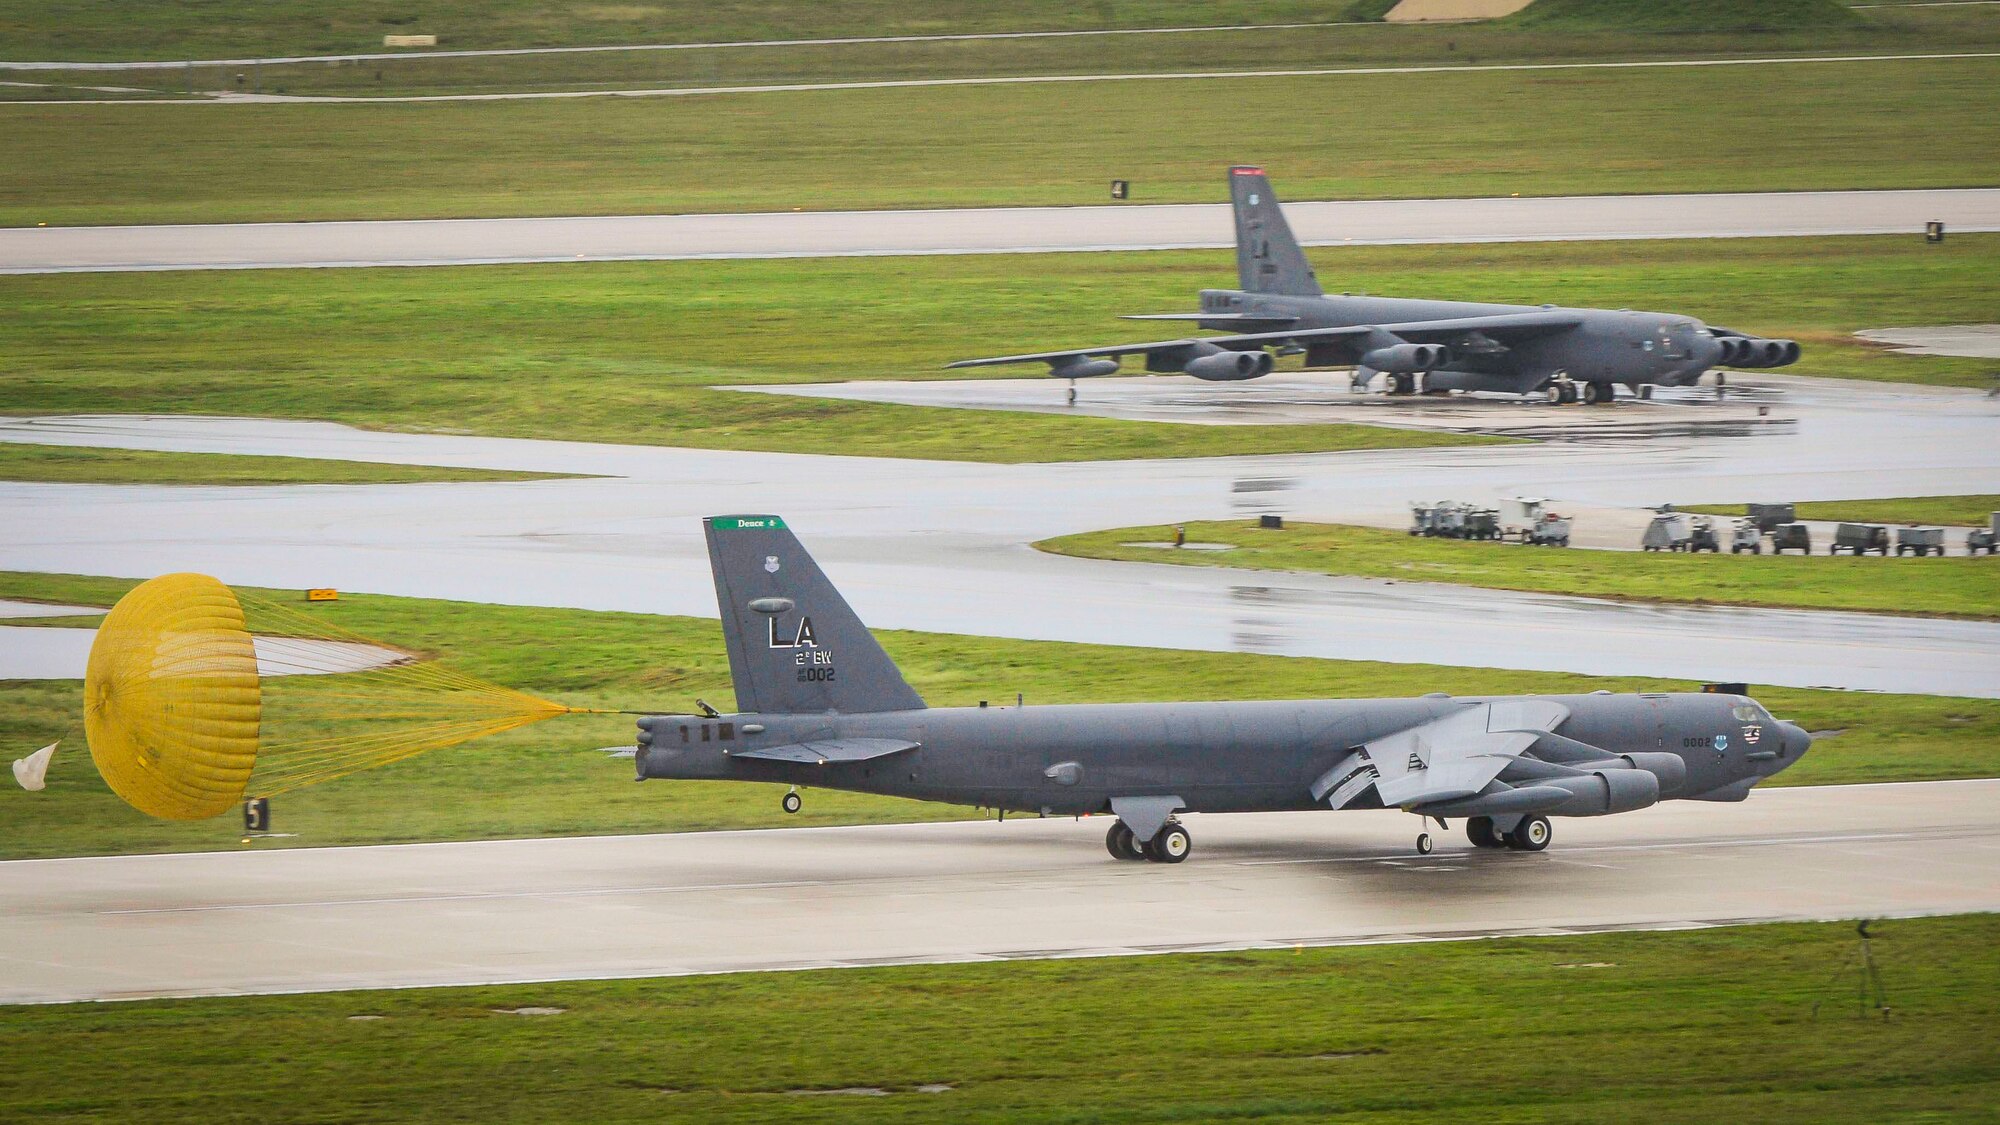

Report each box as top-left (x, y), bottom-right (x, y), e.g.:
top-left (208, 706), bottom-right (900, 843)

top-left (638, 691), bottom-right (1803, 816)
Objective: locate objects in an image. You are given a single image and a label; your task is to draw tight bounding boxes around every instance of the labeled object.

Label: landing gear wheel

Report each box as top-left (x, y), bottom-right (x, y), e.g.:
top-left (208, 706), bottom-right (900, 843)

top-left (1105, 821), bottom-right (1145, 861)
top-left (1507, 815), bottom-right (1552, 852)
top-left (1416, 832), bottom-right (1434, 856)
top-left (1149, 822), bottom-right (1191, 864)
top-left (1581, 381), bottom-right (1605, 405)
top-left (1560, 383), bottom-right (1579, 405)
top-left (1545, 384), bottom-right (1564, 405)
top-left (781, 789), bottom-right (802, 814)
top-left (1466, 817), bottom-right (1501, 848)
top-left (1391, 373), bottom-right (1415, 396)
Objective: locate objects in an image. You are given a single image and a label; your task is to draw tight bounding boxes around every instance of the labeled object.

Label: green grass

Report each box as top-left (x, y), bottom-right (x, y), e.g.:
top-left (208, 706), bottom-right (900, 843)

top-left (5, 568), bottom-right (1998, 861)
top-left (2, 914), bottom-right (1996, 1122)
top-left (4, 54), bottom-right (1998, 225)
top-left (0, 1), bottom-right (1342, 60)
top-left (1511, 0), bottom-right (1859, 31)
top-left (16, 11), bottom-right (1988, 101)
top-left (0, 236), bottom-right (1991, 469)
top-left (0, 442), bottom-right (574, 485)
top-left (1041, 520), bottom-right (2000, 620)
top-left (1687, 495), bottom-right (2000, 528)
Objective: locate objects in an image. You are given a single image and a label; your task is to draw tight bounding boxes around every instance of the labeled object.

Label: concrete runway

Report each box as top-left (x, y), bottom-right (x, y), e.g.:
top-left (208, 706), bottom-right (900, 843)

top-left (5, 372), bottom-right (1999, 697)
top-left (4, 779), bottom-right (1994, 1004)
top-left (6, 188), bottom-right (1996, 273)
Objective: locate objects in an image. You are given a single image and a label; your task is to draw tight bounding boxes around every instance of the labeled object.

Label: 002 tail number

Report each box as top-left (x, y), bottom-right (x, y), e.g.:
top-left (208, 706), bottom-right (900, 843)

top-left (798, 667), bottom-right (836, 682)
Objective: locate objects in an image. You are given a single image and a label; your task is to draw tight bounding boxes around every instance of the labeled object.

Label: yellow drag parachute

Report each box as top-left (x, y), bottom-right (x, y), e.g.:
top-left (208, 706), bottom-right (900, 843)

top-left (80, 573), bottom-right (582, 820)
top-left (84, 573), bottom-right (262, 820)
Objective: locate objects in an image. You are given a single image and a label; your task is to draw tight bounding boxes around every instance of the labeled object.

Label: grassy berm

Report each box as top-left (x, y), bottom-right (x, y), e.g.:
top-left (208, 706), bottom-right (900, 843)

top-left (0, 915), bottom-right (1995, 1122)
top-left (4, 569), bottom-right (1997, 860)
top-left (1041, 520), bottom-right (2000, 620)
top-left (0, 233), bottom-right (1991, 480)
top-left (1687, 495), bottom-right (2000, 529)
top-left (0, 443), bottom-right (570, 485)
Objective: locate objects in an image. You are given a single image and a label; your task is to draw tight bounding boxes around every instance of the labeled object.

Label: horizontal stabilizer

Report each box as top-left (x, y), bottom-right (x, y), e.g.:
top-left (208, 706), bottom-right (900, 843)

top-left (729, 737), bottom-right (919, 765)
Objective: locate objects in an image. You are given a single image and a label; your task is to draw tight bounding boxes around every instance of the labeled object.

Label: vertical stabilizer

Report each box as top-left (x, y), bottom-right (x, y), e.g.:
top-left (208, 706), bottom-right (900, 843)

top-left (1230, 166), bottom-right (1322, 297)
top-left (705, 516), bottom-right (925, 715)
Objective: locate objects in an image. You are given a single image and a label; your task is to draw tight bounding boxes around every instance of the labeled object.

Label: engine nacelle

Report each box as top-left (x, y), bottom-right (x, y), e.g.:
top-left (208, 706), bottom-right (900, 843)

top-left (1543, 768), bottom-right (1660, 816)
top-left (1617, 752), bottom-right (1689, 798)
top-left (1184, 349), bottom-right (1274, 381)
top-left (1048, 356), bottom-right (1120, 379)
top-left (1721, 338), bottom-right (1800, 368)
top-left (1357, 343), bottom-right (1447, 373)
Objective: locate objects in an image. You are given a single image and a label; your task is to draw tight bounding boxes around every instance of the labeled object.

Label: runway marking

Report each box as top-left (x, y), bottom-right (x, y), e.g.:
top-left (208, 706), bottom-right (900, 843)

top-left (6, 51), bottom-right (1995, 105)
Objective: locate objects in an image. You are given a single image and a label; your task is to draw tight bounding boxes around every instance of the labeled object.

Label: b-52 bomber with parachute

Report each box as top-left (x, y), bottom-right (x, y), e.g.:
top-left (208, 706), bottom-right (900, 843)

top-left (634, 515), bottom-right (1812, 862)
top-left (949, 167), bottom-right (1801, 404)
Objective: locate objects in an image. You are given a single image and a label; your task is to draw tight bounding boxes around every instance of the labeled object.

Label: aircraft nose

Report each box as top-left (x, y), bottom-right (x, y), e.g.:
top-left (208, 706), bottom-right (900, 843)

top-left (1777, 721), bottom-right (1813, 762)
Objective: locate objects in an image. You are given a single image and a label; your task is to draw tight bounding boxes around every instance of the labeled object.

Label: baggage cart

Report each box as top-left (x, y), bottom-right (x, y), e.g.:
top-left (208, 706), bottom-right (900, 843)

top-left (1830, 523), bottom-right (1890, 556)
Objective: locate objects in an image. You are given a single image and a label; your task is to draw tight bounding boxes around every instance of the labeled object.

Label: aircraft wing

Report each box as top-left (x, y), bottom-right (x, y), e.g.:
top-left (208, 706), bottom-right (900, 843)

top-left (1312, 700), bottom-right (1572, 810)
top-left (729, 737), bottom-right (920, 765)
top-left (946, 311), bottom-right (1583, 372)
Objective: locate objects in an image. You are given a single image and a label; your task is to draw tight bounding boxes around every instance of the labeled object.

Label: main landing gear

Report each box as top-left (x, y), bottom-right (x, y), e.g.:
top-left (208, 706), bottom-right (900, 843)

top-left (1106, 818), bottom-right (1191, 864)
top-left (1466, 814), bottom-right (1552, 852)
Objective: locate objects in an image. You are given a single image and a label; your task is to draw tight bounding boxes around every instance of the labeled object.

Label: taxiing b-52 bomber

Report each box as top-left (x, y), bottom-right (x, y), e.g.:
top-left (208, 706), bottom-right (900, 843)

top-left (636, 516), bottom-right (1811, 861)
top-left (950, 167), bottom-right (1800, 404)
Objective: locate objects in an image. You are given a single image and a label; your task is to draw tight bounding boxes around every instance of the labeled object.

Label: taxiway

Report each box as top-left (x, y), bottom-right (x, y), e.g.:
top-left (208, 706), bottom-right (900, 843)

top-left (5, 371), bottom-right (1998, 697)
top-left (3, 779), bottom-right (1994, 1004)
top-left (4, 188), bottom-right (1995, 273)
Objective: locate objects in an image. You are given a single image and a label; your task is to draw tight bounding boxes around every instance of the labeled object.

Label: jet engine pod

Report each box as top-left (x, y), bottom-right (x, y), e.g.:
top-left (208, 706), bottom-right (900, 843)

top-left (1048, 356), bottom-right (1120, 379)
top-left (1775, 340), bottom-right (1800, 366)
top-left (1617, 751), bottom-right (1688, 798)
top-left (1183, 349), bottom-right (1274, 381)
top-left (1356, 343), bottom-right (1447, 373)
top-left (1544, 768), bottom-right (1660, 816)
top-left (1713, 337), bottom-right (1742, 365)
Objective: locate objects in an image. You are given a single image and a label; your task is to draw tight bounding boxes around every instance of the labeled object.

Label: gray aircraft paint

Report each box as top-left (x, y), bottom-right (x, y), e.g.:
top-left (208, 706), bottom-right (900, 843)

top-left (950, 167), bottom-right (1801, 398)
top-left (637, 517), bottom-right (1811, 856)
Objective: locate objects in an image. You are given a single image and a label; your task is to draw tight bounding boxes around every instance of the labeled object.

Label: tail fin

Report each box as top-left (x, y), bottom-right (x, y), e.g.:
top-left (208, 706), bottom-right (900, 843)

top-left (705, 515), bottom-right (925, 715)
top-left (1230, 165), bottom-right (1322, 297)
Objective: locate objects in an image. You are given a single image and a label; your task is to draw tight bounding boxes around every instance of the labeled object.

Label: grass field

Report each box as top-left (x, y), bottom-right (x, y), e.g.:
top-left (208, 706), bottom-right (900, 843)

top-left (4, 569), bottom-right (1997, 860)
top-left (1687, 495), bottom-right (2000, 528)
top-left (1040, 520), bottom-right (2000, 620)
top-left (11, 8), bottom-right (1989, 102)
top-left (1, 914), bottom-right (1994, 1122)
top-left (0, 236), bottom-right (1990, 471)
top-left (2, 1), bottom-right (1343, 59)
top-left (4, 54), bottom-right (1998, 225)
top-left (0, 442), bottom-right (572, 485)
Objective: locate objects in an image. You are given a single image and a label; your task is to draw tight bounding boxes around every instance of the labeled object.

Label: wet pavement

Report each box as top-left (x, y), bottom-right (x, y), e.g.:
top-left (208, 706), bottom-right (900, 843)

top-left (4, 778), bottom-right (1996, 1004)
top-left (3, 369), bottom-right (1997, 697)
top-left (1858, 324), bottom-right (2000, 359)
top-left (727, 371), bottom-right (1792, 434)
